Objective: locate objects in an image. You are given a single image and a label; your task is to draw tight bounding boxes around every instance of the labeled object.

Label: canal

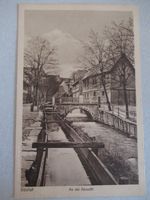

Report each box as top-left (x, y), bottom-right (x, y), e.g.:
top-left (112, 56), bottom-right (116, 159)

top-left (44, 111), bottom-right (91, 186)
top-left (22, 108), bottom-right (138, 186)
top-left (66, 109), bottom-right (138, 183)
top-left (66, 109), bottom-right (137, 160)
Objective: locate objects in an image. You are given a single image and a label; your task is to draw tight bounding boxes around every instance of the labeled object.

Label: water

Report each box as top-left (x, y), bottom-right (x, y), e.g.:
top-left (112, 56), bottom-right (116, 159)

top-left (44, 115), bottom-right (91, 186)
top-left (66, 109), bottom-right (89, 122)
top-left (72, 120), bottom-right (138, 182)
top-left (67, 109), bottom-right (137, 161)
top-left (22, 108), bottom-right (138, 186)
top-left (44, 109), bottom-right (138, 185)
top-left (66, 109), bottom-right (87, 118)
top-left (72, 121), bottom-right (137, 161)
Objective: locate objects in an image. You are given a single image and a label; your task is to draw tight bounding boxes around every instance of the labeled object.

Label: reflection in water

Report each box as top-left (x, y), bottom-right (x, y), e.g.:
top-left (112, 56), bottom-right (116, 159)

top-left (47, 123), bottom-right (59, 132)
top-left (46, 113), bottom-right (59, 131)
top-left (66, 109), bottom-right (89, 122)
top-left (67, 109), bottom-right (87, 117)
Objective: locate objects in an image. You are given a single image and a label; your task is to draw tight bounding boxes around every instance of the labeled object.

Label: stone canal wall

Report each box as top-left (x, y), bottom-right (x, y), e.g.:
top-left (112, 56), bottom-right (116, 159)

top-left (58, 115), bottom-right (118, 185)
top-left (94, 109), bottom-right (137, 139)
top-left (57, 103), bottom-right (137, 139)
top-left (25, 128), bottom-right (47, 186)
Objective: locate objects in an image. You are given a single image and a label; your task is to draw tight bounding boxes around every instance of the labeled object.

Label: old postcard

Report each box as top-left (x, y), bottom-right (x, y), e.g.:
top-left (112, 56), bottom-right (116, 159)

top-left (15, 4), bottom-right (145, 198)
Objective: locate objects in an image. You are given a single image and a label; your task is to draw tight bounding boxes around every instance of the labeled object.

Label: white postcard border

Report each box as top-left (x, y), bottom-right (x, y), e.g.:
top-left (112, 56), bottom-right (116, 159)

top-left (15, 4), bottom-right (145, 199)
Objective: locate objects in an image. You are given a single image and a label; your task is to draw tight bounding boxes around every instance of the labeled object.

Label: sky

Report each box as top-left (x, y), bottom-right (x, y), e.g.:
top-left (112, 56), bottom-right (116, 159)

top-left (24, 10), bottom-right (132, 78)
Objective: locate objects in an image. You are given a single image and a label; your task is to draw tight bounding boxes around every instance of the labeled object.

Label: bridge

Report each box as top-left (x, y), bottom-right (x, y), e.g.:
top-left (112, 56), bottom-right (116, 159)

top-left (23, 102), bottom-right (138, 187)
top-left (44, 97), bottom-right (137, 139)
top-left (25, 108), bottom-right (118, 186)
top-left (56, 103), bottom-right (98, 119)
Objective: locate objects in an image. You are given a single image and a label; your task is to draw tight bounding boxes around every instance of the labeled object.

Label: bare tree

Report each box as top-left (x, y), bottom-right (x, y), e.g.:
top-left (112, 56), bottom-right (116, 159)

top-left (24, 36), bottom-right (58, 110)
top-left (81, 30), bottom-right (112, 111)
top-left (111, 54), bottom-right (135, 119)
top-left (105, 18), bottom-right (134, 118)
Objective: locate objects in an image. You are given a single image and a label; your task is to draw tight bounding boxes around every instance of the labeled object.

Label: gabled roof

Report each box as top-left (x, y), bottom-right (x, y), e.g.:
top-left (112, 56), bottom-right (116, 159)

top-left (82, 66), bottom-right (110, 80)
top-left (81, 54), bottom-right (134, 81)
top-left (110, 53), bottom-right (135, 73)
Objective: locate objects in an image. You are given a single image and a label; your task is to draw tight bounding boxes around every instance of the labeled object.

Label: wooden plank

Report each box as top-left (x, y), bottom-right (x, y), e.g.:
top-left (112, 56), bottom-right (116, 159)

top-left (22, 150), bottom-right (37, 152)
top-left (32, 141), bottom-right (104, 149)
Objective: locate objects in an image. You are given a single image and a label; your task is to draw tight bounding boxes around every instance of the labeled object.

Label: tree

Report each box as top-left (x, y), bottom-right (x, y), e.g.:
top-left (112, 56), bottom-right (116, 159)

top-left (81, 30), bottom-right (112, 111)
top-left (38, 75), bottom-right (61, 103)
top-left (105, 18), bottom-right (134, 118)
top-left (105, 18), bottom-right (134, 61)
top-left (24, 36), bottom-right (58, 109)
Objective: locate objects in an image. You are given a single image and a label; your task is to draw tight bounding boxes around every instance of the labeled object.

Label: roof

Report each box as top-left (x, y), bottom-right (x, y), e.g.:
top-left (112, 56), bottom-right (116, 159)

top-left (110, 53), bottom-right (135, 73)
top-left (82, 54), bottom-right (134, 81)
top-left (82, 66), bottom-right (100, 80)
top-left (72, 79), bottom-right (80, 86)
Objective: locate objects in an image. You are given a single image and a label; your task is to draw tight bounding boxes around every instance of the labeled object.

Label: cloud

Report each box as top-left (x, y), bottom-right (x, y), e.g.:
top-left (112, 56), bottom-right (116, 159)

top-left (25, 29), bottom-right (84, 77)
top-left (43, 29), bottom-right (84, 77)
top-left (57, 63), bottom-right (78, 78)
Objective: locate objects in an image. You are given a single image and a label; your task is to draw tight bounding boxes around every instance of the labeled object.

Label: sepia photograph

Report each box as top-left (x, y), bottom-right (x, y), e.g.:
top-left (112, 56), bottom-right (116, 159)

top-left (15, 4), bottom-right (145, 198)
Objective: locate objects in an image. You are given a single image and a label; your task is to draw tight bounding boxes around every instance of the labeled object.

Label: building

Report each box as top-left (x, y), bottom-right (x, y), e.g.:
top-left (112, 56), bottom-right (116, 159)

top-left (110, 54), bottom-right (136, 106)
top-left (72, 69), bottom-right (87, 99)
top-left (82, 66), bottom-right (101, 103)
top-left (38, 74), bottom-right (61, 103)
top-left (79, 54), bottom-right (136, 106)
top-left (54, 78), bottom-right (72, 99)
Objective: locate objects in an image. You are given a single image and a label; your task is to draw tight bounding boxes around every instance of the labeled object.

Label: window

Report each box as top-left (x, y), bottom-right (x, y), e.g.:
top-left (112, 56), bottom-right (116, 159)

top-left (87, 79), bottom-right (89, 87)
top-left (92, 77), bottom-right (97, 85)
top-left (102, 91), bottom-right (105, 96)
top-left (93, 91), bottom-right (96, 96)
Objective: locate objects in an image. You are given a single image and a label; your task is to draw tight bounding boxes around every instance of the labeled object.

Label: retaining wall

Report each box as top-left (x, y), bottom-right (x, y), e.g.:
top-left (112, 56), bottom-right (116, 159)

top-left (58, 115), bottom-right (118, 185)
top-left (94, 109), bottom-right (137, 139)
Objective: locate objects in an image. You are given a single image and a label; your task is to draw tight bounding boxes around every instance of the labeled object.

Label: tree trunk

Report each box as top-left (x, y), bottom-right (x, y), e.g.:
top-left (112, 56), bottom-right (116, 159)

top-left (30, 103), bottom-right (34, 112)
top-left (31, 84), bottom-right (38, 111)
top-left (123, 83), bottom-right (129, 119)
top-left (31, 86), bottom-right (36, 112)
top-left (34, 84), bottom-right (39, 106)
top-left (102, 81), bottom-right (111, 111)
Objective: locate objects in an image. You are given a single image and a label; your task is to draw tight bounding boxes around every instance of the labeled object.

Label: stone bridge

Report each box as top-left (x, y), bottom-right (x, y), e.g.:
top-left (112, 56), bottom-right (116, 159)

top-left (55, 102), bottom-right (137, 139)
top-left (56, 103), bottom-right (98, 119)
